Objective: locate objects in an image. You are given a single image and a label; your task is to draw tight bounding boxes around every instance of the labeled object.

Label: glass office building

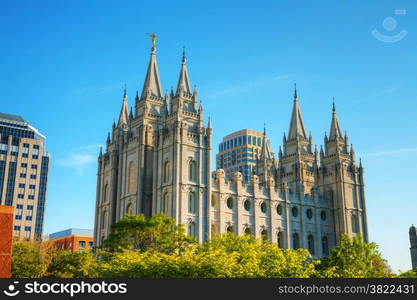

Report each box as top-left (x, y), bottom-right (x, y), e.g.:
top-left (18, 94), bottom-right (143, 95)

top-left (216, 129), bottom-right (274, 182)
top-left (0, 112), bottom-right (50, 239)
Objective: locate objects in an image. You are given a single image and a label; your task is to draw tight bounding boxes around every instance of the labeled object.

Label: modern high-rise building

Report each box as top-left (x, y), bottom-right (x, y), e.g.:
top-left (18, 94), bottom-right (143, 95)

top-left (216, 129), bottom-right (274, 182)
top-left (0, 112), bottom-right (50, 240)
top-left (94, 39), bottom-right (368, 258)
top-left (410, 225), bottom-right (417, 269)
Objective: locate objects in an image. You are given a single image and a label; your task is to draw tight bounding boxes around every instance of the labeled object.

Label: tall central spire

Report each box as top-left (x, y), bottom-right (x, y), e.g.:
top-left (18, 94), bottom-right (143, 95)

top-left (118, 86), bottom-right (129, 127)
top-left (288, 84), bottom-right (307, 140)
top-left (329, 98), bottom-right (342, 141)
top-left (141, 45), bottom-right (163, 99)
top-left (175, 48), bottom-right (192, 95)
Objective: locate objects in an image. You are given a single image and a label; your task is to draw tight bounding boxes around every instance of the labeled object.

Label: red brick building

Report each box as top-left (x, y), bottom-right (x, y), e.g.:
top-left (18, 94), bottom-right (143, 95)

top-left (0, 205), bottom-right (14, 278)
top-left (49, 228), bottom-right (93, 252)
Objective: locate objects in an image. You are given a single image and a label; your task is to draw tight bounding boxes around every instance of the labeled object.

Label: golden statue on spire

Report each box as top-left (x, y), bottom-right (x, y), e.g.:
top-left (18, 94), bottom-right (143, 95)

top-left (146, 32), bottom-right (157, 48)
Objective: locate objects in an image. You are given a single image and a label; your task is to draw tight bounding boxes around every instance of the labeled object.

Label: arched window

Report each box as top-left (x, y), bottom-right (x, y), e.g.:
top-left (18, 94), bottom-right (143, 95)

top-left (103, 184), bottom-right (108, 203)
top-left (276, 204), bottom-right (283, 215)
top-left (188, 222), bottom-right (196, 237)
top-left (226, 197), bottom-right (234, 209)
top-left (292, 233), bottom-right (299, 249)
top-left (126, 203), bottom-right (133, 215)
top-left (211, 194), bottom-right (217, 207)
top-left (128, 161), bottom-right (136, 194)
top-left (244, 199), bottom-right (251, 211)
top-left (162, 193), bottom-right (169, 213)
top-left (244, 227), bottom-right (251, 235)
top-left (306, 208), bottom-right (313, 219)
top-left (292, 206), bottom-right (298, 218)
top-left (189, 160), bottom-right (196, 182)
top-left (101, 211), bottom-right (108, 230)
top-left (308, 235), bottom-right (315, 255)
top-left (163, 161), bottom-right (170, 183)
top-left (322, 236), bottom-right (329, 256)
top-left (260, 202), bottom-right (267, 213)
top-left (351, 214), bottom-right (359, 233)
top-left (188, 192), bottom-right (196, 214)
top-left (277, 231), bottom-right (284, 248)
top-left (226, 225), bottom-right (234, 234)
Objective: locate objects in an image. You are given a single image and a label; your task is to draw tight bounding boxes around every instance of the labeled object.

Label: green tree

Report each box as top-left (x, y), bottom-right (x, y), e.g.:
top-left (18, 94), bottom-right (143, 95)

top-left (12, 241), bottom-right (46, 278)
top-left (102, 214), bottom-right (195, 253)
top-left (397, 268), bottom-right (417, 278)
top-left (98, 234), bottom-right (318, 278)
top-left (46, 250), bottom-right (100, 278)
top-left (317, 234), bottom-right (393, 278)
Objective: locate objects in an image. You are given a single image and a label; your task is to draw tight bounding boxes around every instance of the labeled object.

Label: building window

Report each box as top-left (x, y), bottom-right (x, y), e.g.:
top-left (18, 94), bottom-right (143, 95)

top-left (277, 231), bottom-right (284, 248)
top-left (188, 160), bottom-right (196, 182)
top-left (15, 215), bottom-right (22, 220)
top-left (79, 241), bottom-right (86, 248)
top-left (188, 192), bottom-right (196, 214)
top-left (351, 214), bottom-right (359, 233)
top-left (20, 173), bottom-right (26, 178)
top-left (260, 202), bottom-right (267, 213)
top-left (128, 161), bottom-right (136, 194)
top-left (16, 204), bottom-right (23, 209)
top-left (162, 193), bottom-right (169, 213)
top-left (126, 203), bottom-right (133, 215)
top-left (320, 210), bottom-right (327, 221)
top-left (226, 225), bottom-right (234, 233)
top-left (163, 161), bottom-right (170, 183)
top-left (308, 235), bottom-right (315, 255)
top-left (27, 205), bottom-right (33, 210)
top-left (211, 195), bottom-right (217, 207)
top-left (101, 211), bottom-right (107, 230)
top-left (306, 208), bottom-right (313, 219)
top-left (291, 207), bottom-right (298, 218)
top-left (24, 226), bottom-right (31, 231)
top-left (322, 236), bottom-right (329, 256)
top-left (14, 226), bottom-right (21, 231)
top-left (103, 184), bottom-right (108, 203)
top-left (188, 222), bottom-right (196, 237)
top-left (26, 216), bottom-right (32, 221)
top-left (277, 204), bottom-right (283, 215)
top-left (292, 233), bottom-right (300, 249)
top-left (226, 197), bottom-right (234, 209)
top-left (244, 199), bottom-right (251, 211)
top-left (244, 227), bottom-right (251, 235)
top-left (88, 241), bottom-right (93, 248)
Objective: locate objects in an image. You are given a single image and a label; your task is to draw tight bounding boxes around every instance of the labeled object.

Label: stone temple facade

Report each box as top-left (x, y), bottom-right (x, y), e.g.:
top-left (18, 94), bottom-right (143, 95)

top-left (94, 43), bottom-right (368, 258)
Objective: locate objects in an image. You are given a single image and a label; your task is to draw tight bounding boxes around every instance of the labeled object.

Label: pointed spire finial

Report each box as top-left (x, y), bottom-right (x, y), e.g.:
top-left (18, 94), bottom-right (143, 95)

top-left (332, 97), bottom-right (336, 112)
top-left (294, 83), bottom-right (298, 99)
top-left (208, 117), bottom-right (211, 129)
top-left (182, 46), bottom-right (186, 63)
top-left (124, 84), bottom-right (127, 98)
top-left (263, 124), bottom-right (266, 136)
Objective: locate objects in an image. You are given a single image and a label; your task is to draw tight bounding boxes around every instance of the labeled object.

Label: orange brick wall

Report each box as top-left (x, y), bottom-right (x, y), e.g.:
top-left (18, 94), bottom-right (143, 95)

top-left (50, 235), bottom-right (93, 252)
top-left (0, 206), bottom-right (14, 278)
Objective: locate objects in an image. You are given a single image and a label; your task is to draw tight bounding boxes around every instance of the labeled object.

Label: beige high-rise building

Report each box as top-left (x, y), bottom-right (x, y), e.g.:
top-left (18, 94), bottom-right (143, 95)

top-left (94, 41), bottom-right (368, 258)
top-left (216, 129), bottom-right (273, 182)
top-left (0, 113), bottom-right (50, 240)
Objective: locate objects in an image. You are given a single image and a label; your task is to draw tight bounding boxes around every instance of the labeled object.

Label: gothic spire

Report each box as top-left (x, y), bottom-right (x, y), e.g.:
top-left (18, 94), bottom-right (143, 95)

top-left (288, 84), bottom-right (307, 140)
top-left (141, 45), bottom-right (163, 99)
top-left (260, 126), bottom-right (273, 161)
top-left (118, 87), bottom-right (129, 127)
top-left (175, 48), bottom-right (192, 96)
top-left (329, 98), bottom-right (342, 141)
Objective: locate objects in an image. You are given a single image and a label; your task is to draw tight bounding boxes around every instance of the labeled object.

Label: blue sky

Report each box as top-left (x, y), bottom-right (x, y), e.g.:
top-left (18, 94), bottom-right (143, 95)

top-left (1, 0), bottom-right (416, 272)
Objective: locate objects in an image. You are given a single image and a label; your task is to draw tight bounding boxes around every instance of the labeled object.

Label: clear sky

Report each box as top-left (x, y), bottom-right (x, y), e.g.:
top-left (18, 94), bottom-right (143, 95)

top-left (1, 0), bottom-right (416, 272)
